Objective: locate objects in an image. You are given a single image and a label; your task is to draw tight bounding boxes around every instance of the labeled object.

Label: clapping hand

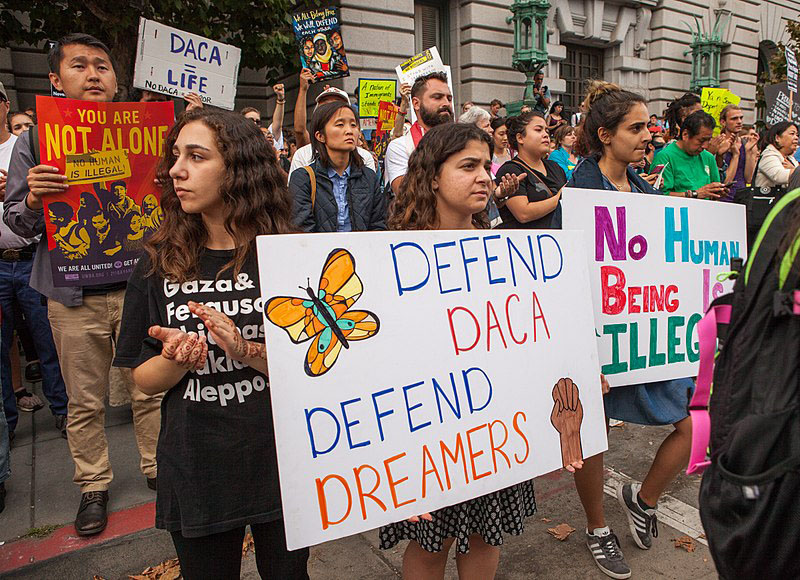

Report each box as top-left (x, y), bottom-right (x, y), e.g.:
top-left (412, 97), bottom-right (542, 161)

top-left (148, 326), bottom-right (208, 371)
top-left (495, 172), bottom-right (526, 202)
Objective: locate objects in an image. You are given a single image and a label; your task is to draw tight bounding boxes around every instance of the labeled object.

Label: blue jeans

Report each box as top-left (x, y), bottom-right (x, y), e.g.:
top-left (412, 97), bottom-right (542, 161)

top-left (0, 369), bottom-right (9, 485)
top-left (0, 259), bottom-right (68, 432)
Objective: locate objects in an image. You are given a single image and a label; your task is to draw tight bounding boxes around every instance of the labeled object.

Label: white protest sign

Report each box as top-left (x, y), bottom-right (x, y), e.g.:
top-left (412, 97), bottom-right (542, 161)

top-left (561, 189), bottom-right (747, 387)
top-left (395, 48), bottom-right (454, 123)
top-left (133, 18), bottom-right (241, 110)
top-left (786, 47), bottom-right (798, 94)
top-left (257, 230), bottom-right (606, 549)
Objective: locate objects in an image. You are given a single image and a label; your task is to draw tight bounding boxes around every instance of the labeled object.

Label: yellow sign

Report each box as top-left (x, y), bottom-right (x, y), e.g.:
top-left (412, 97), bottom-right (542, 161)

top-left (358, 79), bottom-right (397, 119)
top-left (701, 88), bottom-right (741, 136)
top-left (65, 149), bottom-right (132, 185)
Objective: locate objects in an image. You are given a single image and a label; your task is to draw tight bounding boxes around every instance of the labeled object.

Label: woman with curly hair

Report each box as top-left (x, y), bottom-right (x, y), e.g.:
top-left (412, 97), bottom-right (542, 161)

top-left (383, 122), bottom-right (582, 579)
top-left (113, 109), bottom-right (309, 579)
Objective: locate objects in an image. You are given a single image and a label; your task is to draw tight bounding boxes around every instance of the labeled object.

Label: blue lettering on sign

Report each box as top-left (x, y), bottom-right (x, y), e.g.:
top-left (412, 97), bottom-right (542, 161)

top-left (167, 64), bottom-right (209, 94)
top-left (170, 33), bottom-right (223, 65)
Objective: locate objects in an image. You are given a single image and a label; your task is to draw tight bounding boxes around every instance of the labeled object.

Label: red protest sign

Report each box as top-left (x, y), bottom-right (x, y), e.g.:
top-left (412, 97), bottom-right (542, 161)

top-left (376, 100), bottom-right (399, 132)
top-left (36, 95), bottom-right (174, 287)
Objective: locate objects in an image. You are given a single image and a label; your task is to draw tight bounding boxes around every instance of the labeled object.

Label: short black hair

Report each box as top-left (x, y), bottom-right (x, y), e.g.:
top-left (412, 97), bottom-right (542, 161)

top-left (490, 116), bottom-right (507, 132)
top-left (490, 99), bottom-right (503, 107)
top-left (110, 180), bottom-right (126, 191)
top-left (765, 121), bottom-right (798, 149)
top-left (48, 34), bottom-right (113, 75)
top-left (506, 111), bottom-right (546, 150)
top-left (411, 72), bottom-right (449, 100)
top-left (680, 110), bottom-right (716, 139)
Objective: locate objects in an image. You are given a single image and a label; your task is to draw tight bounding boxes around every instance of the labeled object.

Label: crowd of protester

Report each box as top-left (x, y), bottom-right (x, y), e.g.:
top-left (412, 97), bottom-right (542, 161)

top-left (0, 30), bottom-right (798, 580)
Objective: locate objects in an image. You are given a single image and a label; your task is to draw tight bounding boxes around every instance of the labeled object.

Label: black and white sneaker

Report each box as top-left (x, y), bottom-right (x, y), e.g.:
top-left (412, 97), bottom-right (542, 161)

top-left (617, 482), bottom-right (658, 549)
top-left (586, 527), bottom-right (631, 579)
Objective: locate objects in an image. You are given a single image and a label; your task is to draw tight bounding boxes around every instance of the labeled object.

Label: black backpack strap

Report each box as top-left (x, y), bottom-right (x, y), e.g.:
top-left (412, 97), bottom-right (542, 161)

top-left (28, 125), bottom-right (40, 165)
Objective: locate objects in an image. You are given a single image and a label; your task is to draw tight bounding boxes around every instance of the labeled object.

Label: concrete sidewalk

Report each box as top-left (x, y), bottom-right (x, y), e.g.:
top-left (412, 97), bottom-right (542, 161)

top-left (0, 381), bottom-right (718, 579)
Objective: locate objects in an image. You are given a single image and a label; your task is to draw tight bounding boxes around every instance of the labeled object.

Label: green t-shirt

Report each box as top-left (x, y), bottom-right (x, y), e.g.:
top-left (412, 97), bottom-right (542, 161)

top-left (652, 141), bottom-right (720, 194)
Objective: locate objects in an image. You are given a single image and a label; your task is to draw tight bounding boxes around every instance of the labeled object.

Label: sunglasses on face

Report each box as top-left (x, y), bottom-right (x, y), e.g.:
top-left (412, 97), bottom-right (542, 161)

top-left (250, 117), bottom-right (262, 126)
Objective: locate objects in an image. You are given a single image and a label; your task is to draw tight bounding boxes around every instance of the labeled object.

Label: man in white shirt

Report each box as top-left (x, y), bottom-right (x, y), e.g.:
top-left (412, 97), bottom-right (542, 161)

top-left (384, 71), bottom-right (453, 194)
top-left (242, 84), bottom-right (286, 151)
top-left (288, 86), bottom-right (375, 178)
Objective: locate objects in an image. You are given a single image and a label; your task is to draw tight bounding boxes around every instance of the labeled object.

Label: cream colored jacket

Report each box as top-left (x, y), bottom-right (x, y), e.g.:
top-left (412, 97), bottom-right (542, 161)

top-left (755, 144), bottom-right (799, 188)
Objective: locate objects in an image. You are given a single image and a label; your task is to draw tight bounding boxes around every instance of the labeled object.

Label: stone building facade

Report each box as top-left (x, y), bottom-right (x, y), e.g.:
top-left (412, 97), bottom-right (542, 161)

top-left (1, 0), bottom-right (798, 124)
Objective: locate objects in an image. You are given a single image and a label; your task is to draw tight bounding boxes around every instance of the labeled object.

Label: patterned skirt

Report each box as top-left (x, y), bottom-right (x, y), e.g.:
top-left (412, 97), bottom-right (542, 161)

top-left (378, 480), bottom-right (536, 554)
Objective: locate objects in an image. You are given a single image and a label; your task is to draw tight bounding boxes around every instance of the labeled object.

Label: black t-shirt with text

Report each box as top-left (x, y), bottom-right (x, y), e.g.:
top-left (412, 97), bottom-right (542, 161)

top-left (495, 158), bottom-right (566, 229)
top-left (114, 249), bottom-right (282, 538)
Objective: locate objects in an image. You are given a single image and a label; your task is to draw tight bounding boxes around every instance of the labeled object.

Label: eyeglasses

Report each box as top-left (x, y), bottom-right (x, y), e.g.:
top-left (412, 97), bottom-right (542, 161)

top-left (250, 117), bottom-right (262, 126)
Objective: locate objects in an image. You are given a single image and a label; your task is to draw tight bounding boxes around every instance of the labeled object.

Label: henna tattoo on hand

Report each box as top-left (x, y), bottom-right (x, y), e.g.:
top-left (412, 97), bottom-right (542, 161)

top-left (232, 331), bottom-right (267, 362)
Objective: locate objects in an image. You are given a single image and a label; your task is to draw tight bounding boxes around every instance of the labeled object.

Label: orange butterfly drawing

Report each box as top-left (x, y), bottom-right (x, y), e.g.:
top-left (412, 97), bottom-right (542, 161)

top-left (265, 248), bottom-right (381, 377)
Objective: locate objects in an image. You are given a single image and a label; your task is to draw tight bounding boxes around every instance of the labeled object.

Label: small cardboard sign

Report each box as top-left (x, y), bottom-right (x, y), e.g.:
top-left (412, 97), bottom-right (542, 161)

top-left (786, 47), bottom-right (798, 94)
top-left (764, 82), bottom-right (800, 125)
top-left (65, 150), bottom-right (132, 185)
top-left (700, 88), bottom-right (740, 136)
top-left (292, 7), bottom-right (350, 82)
top-left (133, 18), bottom-right (241, 110)
top-left (376, 101), bottom-right (399, 132)
top-left (358, 79), bottom-right (397, 119)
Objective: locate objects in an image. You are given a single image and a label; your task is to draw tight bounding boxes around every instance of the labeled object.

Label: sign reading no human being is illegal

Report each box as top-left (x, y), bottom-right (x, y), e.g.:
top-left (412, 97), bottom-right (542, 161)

top-left (257, 230), bottom-right (606, 549)
top-left (561, 188), bottom-right (746, 387)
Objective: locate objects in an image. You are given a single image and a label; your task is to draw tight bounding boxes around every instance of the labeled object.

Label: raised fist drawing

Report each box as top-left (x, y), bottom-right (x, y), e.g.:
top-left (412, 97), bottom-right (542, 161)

top-left (550, 377), bottom-right (584, 468)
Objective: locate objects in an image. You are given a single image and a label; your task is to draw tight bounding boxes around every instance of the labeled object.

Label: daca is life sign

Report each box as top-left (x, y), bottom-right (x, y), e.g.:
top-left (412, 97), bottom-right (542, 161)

top-left (257, 230), bottom-right (606, 549)
top-left (133, 18), bottom-right (241, 110)
top-left (562, 189), bottom-right (747, 387)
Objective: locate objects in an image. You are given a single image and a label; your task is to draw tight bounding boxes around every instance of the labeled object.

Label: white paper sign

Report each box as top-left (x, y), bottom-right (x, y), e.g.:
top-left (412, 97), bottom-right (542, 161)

top-left (395, 48), bottom-right (453, 123)
top-left (561, 189), bottom-right (747, 387)
top-left (257, 230), bottom-right (607, 549)
top-left (786, 48), bottom-right (798, 94)
top-left (133, 18), bottom-right (241, 110)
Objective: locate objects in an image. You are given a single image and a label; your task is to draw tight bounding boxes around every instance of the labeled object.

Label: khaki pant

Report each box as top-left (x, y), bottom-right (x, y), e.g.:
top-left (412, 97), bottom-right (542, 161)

top-left (48, 289), bottom-right (162, 492)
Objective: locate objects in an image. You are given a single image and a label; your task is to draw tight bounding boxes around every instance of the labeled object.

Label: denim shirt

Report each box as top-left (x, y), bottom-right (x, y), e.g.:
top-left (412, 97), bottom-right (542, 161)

top-left (327, 165), bottom-right (352, 232)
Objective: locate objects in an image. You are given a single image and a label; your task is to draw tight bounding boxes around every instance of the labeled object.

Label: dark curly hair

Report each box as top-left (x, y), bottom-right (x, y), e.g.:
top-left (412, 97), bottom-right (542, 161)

top-left (146, 108), bottom-right (294, 283)
top-left (506, 111), bottom-right (546, 150)
top-left (389, 123), bottom-right (492, 231)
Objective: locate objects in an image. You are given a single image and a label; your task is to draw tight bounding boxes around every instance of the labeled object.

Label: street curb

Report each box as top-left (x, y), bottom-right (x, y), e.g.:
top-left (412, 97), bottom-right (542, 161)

top-left (1, 526), bottom-right (175, 580)
top-left (0, 501), bottom-right (164, 579)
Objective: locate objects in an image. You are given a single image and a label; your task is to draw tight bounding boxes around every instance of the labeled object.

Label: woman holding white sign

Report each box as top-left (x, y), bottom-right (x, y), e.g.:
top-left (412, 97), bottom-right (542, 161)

top-left (114, 109), bottom-right (309, 579)
top-left (382, 122), bottom-right (582, 579)
top-left (567, 81), bottom-right (696, 580)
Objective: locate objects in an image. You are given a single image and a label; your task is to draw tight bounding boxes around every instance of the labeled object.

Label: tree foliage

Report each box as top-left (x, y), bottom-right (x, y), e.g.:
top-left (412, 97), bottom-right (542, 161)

top-left (756, 19), bottom-right (800, 123)
top-left (0, 0), bottom-right (307, 99)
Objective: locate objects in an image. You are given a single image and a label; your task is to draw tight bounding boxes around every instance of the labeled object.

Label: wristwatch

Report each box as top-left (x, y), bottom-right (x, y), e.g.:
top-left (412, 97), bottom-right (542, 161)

top-left (691, 190), bottom-right (698, 198)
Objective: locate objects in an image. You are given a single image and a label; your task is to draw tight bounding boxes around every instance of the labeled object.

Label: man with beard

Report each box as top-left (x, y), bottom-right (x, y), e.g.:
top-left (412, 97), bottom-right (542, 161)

top-left (385, 72), bottom-right (453, 194)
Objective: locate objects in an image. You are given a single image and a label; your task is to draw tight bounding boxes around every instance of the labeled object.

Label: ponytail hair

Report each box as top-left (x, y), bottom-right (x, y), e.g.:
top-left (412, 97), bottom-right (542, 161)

top-left (664, 92), bottom-right (701, 140)
top-left (574, 81), bottom-right (646, 157)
